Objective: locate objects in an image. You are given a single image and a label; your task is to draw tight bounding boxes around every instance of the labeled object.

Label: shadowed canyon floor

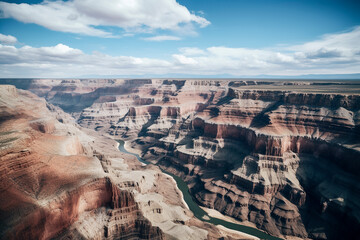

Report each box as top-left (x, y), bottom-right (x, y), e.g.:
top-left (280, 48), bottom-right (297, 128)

top-left (1, 78), bottom-right (360, 240)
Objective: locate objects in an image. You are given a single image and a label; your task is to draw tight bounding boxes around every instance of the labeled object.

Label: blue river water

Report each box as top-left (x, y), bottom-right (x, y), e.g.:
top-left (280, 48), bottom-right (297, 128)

top-left (117, 140), bottom-right (283, 240)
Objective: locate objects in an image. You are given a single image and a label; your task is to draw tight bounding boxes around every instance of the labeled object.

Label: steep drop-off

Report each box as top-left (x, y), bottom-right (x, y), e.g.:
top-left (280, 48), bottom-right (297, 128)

top-left (1, 78), bottom-right (360, 240)
top-left (0, 84), bottom-right (250, 240)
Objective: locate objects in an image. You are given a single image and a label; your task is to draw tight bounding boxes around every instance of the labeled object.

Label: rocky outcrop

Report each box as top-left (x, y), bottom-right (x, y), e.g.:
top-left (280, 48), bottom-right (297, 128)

top-left (2, 79), bottom-right (360, 240)
top-left (5, 178), bottom-right (164, 240)
top-left (1, 84), bottom-right (251, 240)
top-left (0, 85), bottom-right (165, 240)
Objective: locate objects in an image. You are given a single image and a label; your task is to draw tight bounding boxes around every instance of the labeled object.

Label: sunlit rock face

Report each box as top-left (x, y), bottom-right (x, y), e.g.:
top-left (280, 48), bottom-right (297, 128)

top-left (2, 84), bottom-right (254, 240)
top-left (0, 85), bottom-right (166, 240)
top-left (1, 79), bottom-right (360, 240)
top-left (0, 83), bottom-right (257, 240)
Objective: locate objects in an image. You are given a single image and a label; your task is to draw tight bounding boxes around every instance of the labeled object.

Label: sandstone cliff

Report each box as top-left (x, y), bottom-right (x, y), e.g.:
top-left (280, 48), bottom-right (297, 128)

top-left (0, 84), bottom-right (249, 240)
top-left (1, 78), bottom-right (360, 240)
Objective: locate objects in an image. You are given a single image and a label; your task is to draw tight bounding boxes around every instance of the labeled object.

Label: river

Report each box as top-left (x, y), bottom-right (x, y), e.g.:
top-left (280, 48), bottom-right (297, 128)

top-left (117, 140), bottom-right (283, 240)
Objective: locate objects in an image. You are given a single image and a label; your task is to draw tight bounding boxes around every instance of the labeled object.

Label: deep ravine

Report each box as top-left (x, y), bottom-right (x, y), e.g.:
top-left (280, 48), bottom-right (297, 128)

top-left (117, 140), bottom-right (283, 240)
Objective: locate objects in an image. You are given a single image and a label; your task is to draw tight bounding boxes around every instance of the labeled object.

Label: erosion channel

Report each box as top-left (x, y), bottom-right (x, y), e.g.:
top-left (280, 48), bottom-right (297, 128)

top-left (118, 140), bottom-right (282, 240)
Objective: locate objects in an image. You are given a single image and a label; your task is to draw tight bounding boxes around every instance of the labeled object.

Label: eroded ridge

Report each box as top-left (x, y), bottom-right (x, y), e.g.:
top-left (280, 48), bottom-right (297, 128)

top-left (1, 78), bottom-right (360, 240)
top-left (1, 84), bottom-right (252, 240)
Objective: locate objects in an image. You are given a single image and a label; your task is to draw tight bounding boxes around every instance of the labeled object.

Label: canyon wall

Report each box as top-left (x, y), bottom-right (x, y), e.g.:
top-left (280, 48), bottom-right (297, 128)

top-left (0, 84), bottom-right (247, 240)
top-left (1, 79), bottom-right (360, 240)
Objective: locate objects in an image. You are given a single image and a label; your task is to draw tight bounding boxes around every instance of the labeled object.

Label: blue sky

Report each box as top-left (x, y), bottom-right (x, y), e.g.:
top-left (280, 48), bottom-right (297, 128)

top-left (0, 0), bottom-right (359, 77)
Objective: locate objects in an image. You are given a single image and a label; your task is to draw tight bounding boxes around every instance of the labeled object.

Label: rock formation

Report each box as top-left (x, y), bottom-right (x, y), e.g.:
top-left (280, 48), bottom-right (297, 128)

top-left (1, 78), bottom-right (360, 240)
top-left (0, 84), bottom-right (249, 240)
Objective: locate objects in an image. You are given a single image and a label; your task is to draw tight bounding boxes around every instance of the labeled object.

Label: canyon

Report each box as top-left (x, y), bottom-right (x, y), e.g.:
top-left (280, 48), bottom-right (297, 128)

top-left (0, 83), bottom-right (250, 240)
top-left (1, 78), bottom-right (360, 240)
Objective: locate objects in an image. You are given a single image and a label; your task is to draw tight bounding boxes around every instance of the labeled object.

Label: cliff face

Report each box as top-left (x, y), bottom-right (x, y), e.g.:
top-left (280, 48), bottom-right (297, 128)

top-left (6, 178), bottom-right (163, 240)
top-left (1, 79), bottom-right (360, 240)
top-left (0, 84), bottom-right (250, 240)
top-left (0, 85), bottom-right (165, 240)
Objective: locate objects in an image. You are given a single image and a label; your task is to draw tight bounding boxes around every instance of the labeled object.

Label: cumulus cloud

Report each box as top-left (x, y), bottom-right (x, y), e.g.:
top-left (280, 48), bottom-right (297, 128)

top-left (143, 35), bottom-right (181, 41)
top-left (289, 26), bottom-right (360, 62)
top-left (168, 26), bottom-right (360, 76)
top-left (0, 0), bottom-right (210, 37)
top-left (0, 27), bottom-right (359, 77)
top-left (179, 47), bottom-right (205, 56)
top-left (173, 54), bottom-right (198, 65)
top-left (0, 43), bottom-right (172, 77)
top-left (0, 34), bottom-right (17, 44)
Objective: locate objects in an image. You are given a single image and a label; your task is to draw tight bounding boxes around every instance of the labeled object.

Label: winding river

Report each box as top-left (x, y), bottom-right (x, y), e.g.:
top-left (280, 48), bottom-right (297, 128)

top-left (118, 140), bottom-right (282, 240)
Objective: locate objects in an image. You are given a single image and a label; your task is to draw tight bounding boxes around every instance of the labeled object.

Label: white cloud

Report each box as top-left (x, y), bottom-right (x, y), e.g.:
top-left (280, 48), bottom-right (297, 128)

top-left (167, 27), bottom-right (360, 76)
top-left (0, 43), bottom-right (172, 77)
top-left (288, 26), bottom-right (360, 64)
top-left (0, 27), bottom-right (359, 77)
top-left (179, 47), bottom-right (205, 56)
top-left (173, 54), bottom-right (198, 65)
top-left (143, 35), bottom-right (181, 41)
top-left (0, 0), bottom-right (210, 37)
top-left (289, 26), bottom-right (360, 53)
top-left (0, 34), bottom-right (17, 44)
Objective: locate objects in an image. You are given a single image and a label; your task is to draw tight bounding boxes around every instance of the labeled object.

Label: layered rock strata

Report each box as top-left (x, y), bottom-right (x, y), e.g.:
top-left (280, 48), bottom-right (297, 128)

top-left (0, 84), bottom-right (248, 240)
top-left (1, 78), bottom-right (360, 240)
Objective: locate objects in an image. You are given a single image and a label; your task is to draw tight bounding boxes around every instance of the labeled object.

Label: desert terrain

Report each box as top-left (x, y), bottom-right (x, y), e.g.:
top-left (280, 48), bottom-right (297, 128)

top-left (1, 78), bottom-right (359, 240)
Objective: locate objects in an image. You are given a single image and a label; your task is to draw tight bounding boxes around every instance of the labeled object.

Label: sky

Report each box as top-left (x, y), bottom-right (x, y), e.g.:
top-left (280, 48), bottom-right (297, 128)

top-left (0, 0), bottom-right (360, 78)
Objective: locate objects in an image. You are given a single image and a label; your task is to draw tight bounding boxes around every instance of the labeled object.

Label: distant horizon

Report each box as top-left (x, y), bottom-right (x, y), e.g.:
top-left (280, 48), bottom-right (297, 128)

top-left (2, 74), bottom-right (360, 81)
